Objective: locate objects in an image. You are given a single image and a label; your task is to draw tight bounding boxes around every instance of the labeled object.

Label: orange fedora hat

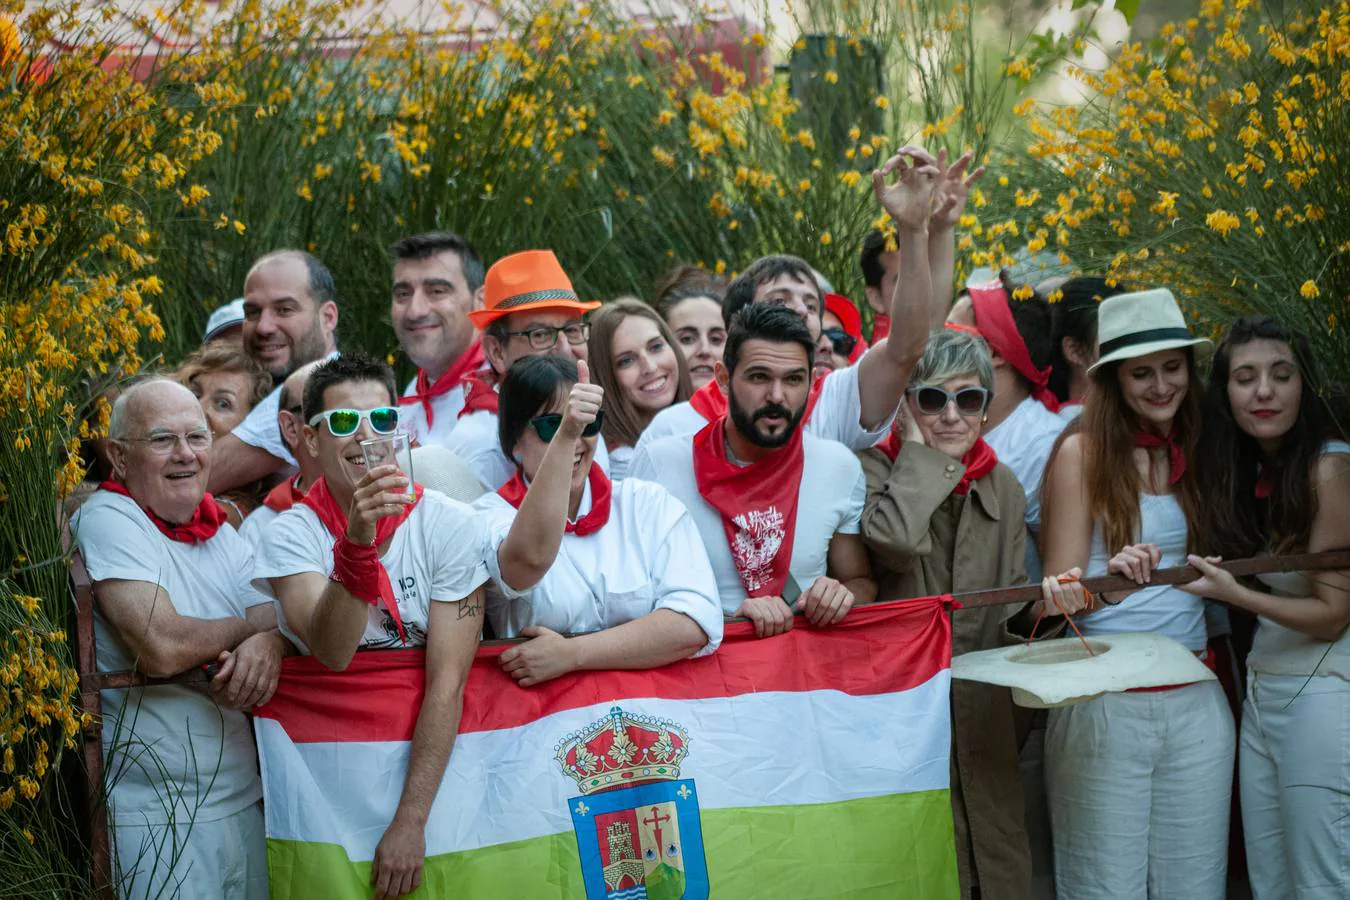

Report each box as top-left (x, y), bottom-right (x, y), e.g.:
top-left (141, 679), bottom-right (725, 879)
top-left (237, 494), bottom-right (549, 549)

top-left (467, 250), bottom-right (600, 327)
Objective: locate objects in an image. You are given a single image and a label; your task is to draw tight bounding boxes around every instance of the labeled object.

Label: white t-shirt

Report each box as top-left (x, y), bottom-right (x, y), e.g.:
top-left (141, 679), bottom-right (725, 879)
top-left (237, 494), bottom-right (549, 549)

top-left (252, 489), bottom-right (491, 649)
top-left (399, 379), bottom-right (468, 448)
top-left (237, 503), bottom-right (281, 549)
top-left (608, 445), bottom-right (635, 483)
top-left (1056, 401), bottom-right (1083, 424)
top-left (442, 406), bottom-right (611, 491)
top-left (71, 492), bottom-right (268, 826)
top-left (628, 432), bottom-right (866, 613)
top-left (983, 395), bottom-right (1067, 527)
top-left (472, 477), bottom-right (722, 653)
top-left (633, 355), bottom-right (894, 454)
top-left (231, 350), bottom-right (340, 466)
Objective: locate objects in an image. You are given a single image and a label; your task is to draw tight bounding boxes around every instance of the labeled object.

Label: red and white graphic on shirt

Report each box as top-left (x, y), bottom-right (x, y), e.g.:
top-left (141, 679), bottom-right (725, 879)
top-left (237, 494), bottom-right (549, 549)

top-left (729, 506), bottom-right (785, 594)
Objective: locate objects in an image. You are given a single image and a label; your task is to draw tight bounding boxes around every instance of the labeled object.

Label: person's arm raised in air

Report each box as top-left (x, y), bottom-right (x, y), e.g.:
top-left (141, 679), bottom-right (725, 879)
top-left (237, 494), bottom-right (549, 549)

top-left (494, 361), bottom-right (605, 591)
top-left (1182, 451), bottom-right (1350, 641)
top-left (269, 464), bottom-right (414, 671)
top-left (853, 146), bottom-right (941, 430)
top-left (369, 587), bottom-right (484, 900)
top-left (926, 149), bottom-right (985, 327)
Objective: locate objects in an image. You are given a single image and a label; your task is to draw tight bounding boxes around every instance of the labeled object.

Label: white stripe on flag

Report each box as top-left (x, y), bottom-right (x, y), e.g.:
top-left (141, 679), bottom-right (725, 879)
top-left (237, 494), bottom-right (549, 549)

top-left (260, 672), bottom-right (951, 861)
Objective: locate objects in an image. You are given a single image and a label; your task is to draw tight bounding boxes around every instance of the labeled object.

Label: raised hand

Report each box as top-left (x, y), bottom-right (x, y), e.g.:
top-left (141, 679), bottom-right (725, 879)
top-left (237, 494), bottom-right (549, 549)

top-left (872, 146), bottom-right (942, 232)
top-left (558, 359), bottom-right (605, 442)
top-left (346, 464), bottom-right (412, 546)
top-left (929, 148), bottom-right (986, 233)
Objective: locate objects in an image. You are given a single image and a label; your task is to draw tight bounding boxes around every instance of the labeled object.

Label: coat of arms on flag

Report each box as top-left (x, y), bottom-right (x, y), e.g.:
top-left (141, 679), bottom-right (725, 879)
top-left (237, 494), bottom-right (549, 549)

top-left (558, 706), bottom-right (709, 900)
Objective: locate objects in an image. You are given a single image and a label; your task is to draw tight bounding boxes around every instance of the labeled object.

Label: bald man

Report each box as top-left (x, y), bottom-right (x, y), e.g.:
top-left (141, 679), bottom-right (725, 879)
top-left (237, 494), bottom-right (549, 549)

top-left (208, 249), bottom-right (339, 494)
top-left (72, 379), bottom-right (285, 899)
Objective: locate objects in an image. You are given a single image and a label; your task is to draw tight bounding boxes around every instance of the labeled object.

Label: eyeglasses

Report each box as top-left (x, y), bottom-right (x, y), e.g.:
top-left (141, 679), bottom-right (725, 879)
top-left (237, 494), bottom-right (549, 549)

top-left (121, 430), bottom-right (213, 455)
top-left (307, 407), bottom-right (400, 437)
top-left (506, 322), bottom-right (590, 351)
top-left (822, 327), bottom-right (857, 358)
top-left (529, 411), bottom-right (605, 443)
top-left (909, 385), bottom-right (990, 416)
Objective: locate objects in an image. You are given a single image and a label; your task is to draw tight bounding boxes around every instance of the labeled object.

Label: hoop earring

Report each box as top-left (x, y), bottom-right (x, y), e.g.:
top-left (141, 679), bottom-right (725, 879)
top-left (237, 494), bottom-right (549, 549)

top-left (981, 414), bottom-right (989, 424)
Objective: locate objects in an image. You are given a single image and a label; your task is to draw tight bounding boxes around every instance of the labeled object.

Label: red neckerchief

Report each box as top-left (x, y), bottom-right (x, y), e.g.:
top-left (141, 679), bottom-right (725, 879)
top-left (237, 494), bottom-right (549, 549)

top-left (457, 368), bottom-right (500, 419)
top-left (497, 463), bottom-right (612, 536)
top-left (1134, 428), bottom-right (1186, 485)
top-left (1255, 466), bottom-right (1274, 499)
top-left (398, 339), bottom-right (486, 429)
top-left (871, 313), bottom-right (891, 343)
top-left (689, 375), bottom-right (826, 423)
top-left (691, 416), bottom-right (805, 598)
top-left (968, 283), bottom-right (1060, 413)
top-left (300, 476), bottom-right (424, 645)
top-left (872, 435), bottom-right (998, 495)
top-left (97, 481), bottom-right (228, 544)
top-left (262, 476), bottom-right (306, 512)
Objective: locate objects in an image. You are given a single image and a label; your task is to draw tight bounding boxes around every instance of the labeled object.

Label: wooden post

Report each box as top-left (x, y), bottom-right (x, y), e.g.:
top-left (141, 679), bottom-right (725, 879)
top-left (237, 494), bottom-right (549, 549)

top-left (70, 552), bottom-right (115, 900)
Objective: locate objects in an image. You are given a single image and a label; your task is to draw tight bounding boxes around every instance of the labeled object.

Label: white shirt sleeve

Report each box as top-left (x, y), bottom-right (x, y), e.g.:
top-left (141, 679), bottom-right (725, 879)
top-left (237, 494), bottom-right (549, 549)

top-left (219, 527), bottom-right (274, 609)
top-left (230, 385), bottom-right (296, 466)
top-left (646, 489), bottom-right (724, 656)
top-left (73, 497), bottom-right (167, 584)
top-left (251, 507), bottom-right (331, 594)
top-left (627, 444), bottom-right (658, 483)
top-left (806, 358), bottom-right (896, 450)
top-left (839, 455), bottom-right (866, 535)
top-left (420, 495), bottom-right (492, 603)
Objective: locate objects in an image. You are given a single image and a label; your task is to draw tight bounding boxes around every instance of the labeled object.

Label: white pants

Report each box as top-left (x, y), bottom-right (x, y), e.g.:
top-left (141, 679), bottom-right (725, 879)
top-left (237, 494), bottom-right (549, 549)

top-left (1241, 671), bottom-right (1350, 899)
top-left (112, 801), bottom-right (268, 900)
top-left (1045, 681), bottom-right (1234, 899)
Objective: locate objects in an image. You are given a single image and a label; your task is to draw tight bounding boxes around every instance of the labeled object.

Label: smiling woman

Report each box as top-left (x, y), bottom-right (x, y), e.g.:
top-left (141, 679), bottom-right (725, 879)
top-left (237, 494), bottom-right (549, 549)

top-left (176, 343), bottom-right (272, 440)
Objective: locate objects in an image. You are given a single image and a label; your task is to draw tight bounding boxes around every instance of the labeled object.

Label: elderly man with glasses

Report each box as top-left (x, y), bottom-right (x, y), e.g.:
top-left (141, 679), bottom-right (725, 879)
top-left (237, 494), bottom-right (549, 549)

top-left (254, 353), bottom-right (492, 899)
top-left (438, 249), bottom-right (614, 490)
top-left (71, 378), bottom-right (287, 899)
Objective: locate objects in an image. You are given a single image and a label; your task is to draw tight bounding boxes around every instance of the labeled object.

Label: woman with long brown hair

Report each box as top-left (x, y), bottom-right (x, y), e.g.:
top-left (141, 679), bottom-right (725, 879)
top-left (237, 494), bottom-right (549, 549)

top-left (586, 298), bottom-right (693, 480)
top-left (1189, 315), bottom-right (1350, 898)
top-left (1037, 289), bottom-right (1234, 898)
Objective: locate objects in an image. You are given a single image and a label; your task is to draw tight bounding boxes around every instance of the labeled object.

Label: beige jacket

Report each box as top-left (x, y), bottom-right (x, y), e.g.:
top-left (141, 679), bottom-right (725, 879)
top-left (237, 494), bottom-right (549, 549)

top-left (860, 440), bottom-right (1032, 900)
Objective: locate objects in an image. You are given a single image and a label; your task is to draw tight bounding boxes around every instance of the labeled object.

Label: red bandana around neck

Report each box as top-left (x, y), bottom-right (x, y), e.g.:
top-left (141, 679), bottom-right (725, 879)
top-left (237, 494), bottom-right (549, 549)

top-left (300, 476), bottom-right (424, 645)
top-left (1254, 465), bottom-right (1274, 499)
top-left (458, 369), bottom-right (500, 419)
top-left (968, 284), bottom-right (1060, 413)
top-left (690, 375), bottom-right (826, 425)
top-left (497, 463), bottom-right (612, 536)
top-left (262, 476), bottom-right (307, 512)
top-left (1134, 428), bottom-right (1186, 485)
top-left (691, 416), bottom-right (805, 598)
top-left (399, 339), bottom-right (486, 429)
top-left (873, 435), bottom-right (998, 495)
top-left (98, 481), bottom-right (228, 544)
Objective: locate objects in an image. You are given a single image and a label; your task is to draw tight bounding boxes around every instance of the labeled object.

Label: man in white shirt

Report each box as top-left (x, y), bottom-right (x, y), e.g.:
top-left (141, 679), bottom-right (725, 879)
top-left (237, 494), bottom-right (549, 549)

top-left (208, 249), bottom-right (339, 494)
top-left (947, 278), bottom-right (1066, 578)
top-left (72, 379), bottom-right (287, 899)
top-left (390, 232), bottom-right (488, 446)
top-left (630, 303), bottom-right (878, 638)
top-left (255, 354), bottom-right (490, 899)
top-left (237, 359), bottom-right (325, 546)
top-left (442, 249), bottom-right (610, 490)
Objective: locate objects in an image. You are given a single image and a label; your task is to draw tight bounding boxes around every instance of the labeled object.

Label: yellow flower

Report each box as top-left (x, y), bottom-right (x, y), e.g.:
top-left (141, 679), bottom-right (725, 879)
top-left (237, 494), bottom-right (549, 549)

top-left (1205, 210), bottom-right (1240, 236)
top-left (824, 70), bottom-right (838, 84)
top-left (1299, 280), bottom-right (1319, 299)
top-left (819, 232), bottom-right (832, 246)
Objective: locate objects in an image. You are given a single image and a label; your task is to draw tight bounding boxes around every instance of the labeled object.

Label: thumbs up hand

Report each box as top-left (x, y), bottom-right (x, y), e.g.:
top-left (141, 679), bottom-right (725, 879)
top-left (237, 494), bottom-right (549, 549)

top-left (558, 359), bottom-right (605, 442)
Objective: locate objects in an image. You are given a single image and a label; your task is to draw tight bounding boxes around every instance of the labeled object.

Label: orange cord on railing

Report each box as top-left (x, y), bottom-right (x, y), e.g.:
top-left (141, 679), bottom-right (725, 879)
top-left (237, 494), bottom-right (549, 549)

top-left (1026, 573), bottom-right (1098, 656)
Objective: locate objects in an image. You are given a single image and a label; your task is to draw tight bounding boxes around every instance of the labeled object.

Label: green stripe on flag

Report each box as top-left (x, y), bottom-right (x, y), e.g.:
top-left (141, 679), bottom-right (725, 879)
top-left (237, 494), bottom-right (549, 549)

top-left (268, 790), bottom-right (957, 899)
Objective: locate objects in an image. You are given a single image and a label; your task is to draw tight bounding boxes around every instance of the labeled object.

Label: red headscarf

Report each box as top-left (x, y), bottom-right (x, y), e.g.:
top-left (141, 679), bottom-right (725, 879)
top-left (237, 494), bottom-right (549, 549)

top-left (398, 339), bottom-right (486, 429)
top-left (98, 481), bottom-right (228, 544)
top-left (498, 464), bottom-right (612, 536)
top-left (824, 293), bottom-right (868, 364)
top-left (967, 282), bottom-right (1060, 413)
top-left (691, 416), bottom-right (805, 598)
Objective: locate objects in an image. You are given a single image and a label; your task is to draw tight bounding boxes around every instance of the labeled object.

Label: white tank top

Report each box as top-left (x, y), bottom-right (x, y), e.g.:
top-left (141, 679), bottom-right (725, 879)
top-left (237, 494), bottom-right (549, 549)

top-left (1076, 492), bottom-right (1208, 651)
top-left (1248, 439), bottom-right (1350, 679)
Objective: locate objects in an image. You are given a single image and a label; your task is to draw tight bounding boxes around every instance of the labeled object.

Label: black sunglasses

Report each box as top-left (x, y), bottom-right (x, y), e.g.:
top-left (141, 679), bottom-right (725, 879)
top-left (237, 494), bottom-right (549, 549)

top-left (822, 327), bottom-right (857, 358)
top-left (529, 410), bottom-right (605, 443)
top-left (909, 385), bottom-right (990, 416)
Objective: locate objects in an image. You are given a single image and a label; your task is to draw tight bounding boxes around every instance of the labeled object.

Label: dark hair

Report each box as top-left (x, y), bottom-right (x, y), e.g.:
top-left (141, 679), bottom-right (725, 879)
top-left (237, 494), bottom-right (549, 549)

top-left (653, 263), bottom-right (726, 321)
top-left (1048, 276), bottom-right (1127, 401)
top-left (301, 354), bottom-right (397, 424)
top-left (998, 271), bottom-right (1056, 374)
top-left (860, 229), bottom-right (893, 288)
top-left (497, 355), bottom-right (578, 458)
top-left (1194, 316), bottom-right (1340, 556)
top-left (724, 303), bottom-right (815, 374)
top-left (587, 299), bottom-right (693, 449)
top-left (722, 254), bottom-right (821, 326)
top-left (389, 231), bottom-right (485, 293)
top-left (254, 249), bottom-right (337, 308)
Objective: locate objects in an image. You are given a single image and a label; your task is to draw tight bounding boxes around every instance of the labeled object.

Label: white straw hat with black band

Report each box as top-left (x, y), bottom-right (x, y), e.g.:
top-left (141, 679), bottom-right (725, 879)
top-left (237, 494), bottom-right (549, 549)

top-left (1088, 288), bottom-right (1212, 373)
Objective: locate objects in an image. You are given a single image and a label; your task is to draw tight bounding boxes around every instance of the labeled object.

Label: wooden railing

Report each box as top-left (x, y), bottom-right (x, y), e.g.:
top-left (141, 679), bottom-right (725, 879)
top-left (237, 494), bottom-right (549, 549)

top-left (69, 548), bottom-right (1350, 897)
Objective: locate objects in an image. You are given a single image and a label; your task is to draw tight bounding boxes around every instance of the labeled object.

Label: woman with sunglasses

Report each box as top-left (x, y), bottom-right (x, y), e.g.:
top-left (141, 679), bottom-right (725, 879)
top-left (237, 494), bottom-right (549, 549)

top-left (1036, 289), bottom-right (1234, 899)
top-left (1186, 316), bottom-right (1350, 898)
top-left (585, 298), bottom-right (693, 481)
top-left (860, 328), bottom-right (1068, 900)
top-left (814, 293), bottom-right (867, 380)
top-left (473, 355), bottom-right (722, 687)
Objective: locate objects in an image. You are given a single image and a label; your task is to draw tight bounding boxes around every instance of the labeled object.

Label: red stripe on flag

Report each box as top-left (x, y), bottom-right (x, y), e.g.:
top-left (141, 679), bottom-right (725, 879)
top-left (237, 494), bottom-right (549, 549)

top-left (255, 596), bottom-right (952, 744)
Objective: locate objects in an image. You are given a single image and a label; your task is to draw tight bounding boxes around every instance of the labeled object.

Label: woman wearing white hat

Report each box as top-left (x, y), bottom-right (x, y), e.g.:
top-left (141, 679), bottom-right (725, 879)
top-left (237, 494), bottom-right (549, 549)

top-left (1036, 288), bottom-right (1234, 898)
top-left (1189, 315), bottom-right (1350, 898)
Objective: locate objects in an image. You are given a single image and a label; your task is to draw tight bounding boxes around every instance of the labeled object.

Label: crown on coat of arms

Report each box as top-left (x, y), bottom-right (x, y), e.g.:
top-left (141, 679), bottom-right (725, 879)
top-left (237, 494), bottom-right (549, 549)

top-left (554, 706), bottom-right (690, 795)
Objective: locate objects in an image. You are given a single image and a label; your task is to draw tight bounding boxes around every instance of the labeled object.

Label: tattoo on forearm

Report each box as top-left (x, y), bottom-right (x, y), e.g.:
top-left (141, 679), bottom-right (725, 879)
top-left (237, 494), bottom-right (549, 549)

top-left (457, 601), bottom-right (480, 620)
